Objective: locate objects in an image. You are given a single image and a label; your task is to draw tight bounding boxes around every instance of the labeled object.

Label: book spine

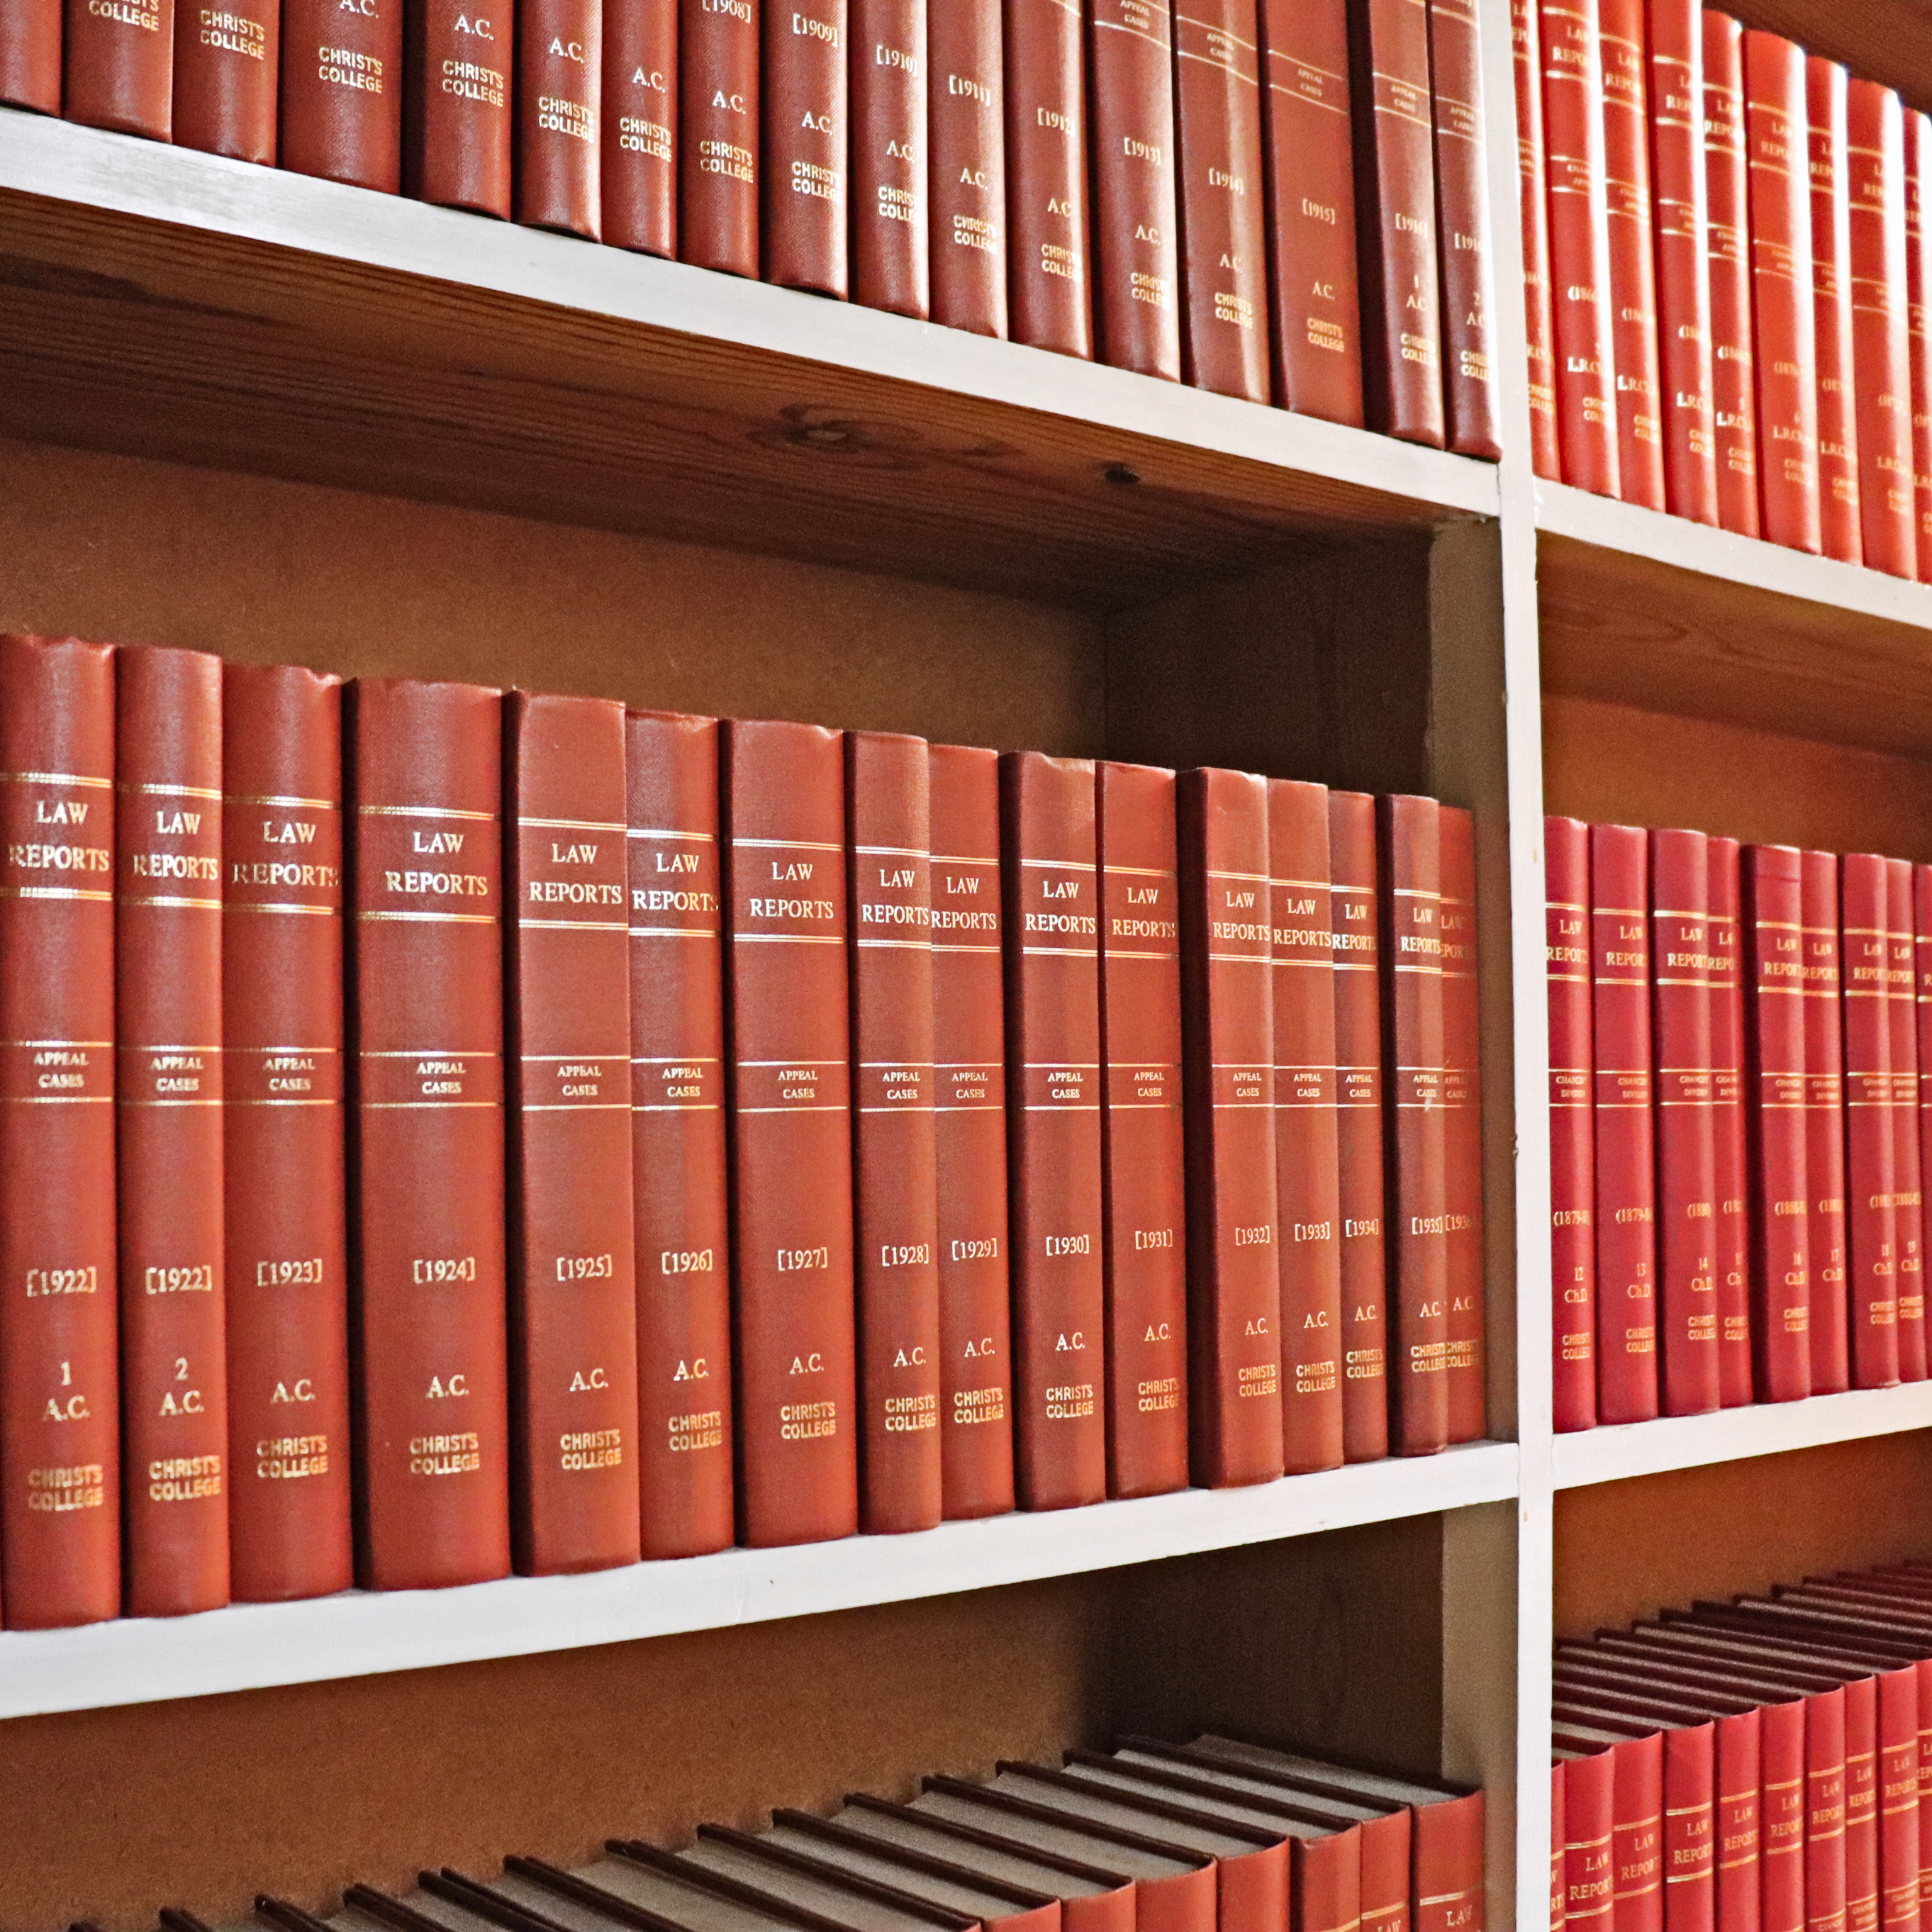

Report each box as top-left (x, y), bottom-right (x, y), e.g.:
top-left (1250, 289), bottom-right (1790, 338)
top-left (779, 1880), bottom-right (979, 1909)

top-left (1539, 0), bottom-right (1619, 493)
top-left (1348, 0), bottom-right (1444, 445)
top-left (1379, 792), bottom-right (1448, 1454)
top-left (1592, 822), bottom-right (1660, 1423)
top-left (1414, 1793), bottom-right (1486, 1932)
top-left (173, 0), bottom-right (277, 160)
top-left (64, 0), bottom-right (172, 132)
top-left (763, 0), bottom-right (847, 291)
top-left (1177, 766), bottom-right (1279, 1488)
top-left (1599, 0), bottom-right (1665, 506)
top-left (1257, 0), bottom-right (1364, 423)
top-left (927, 742), bottom-right (1015, 1519)
top-left (1848, 81), bottom-right (1920, 578)
top-left (1173, 0), bottom-right (1271, 402)
top-left (1887, 858), bottom-right (1927, 1380)
top-left (1565, 1746), bottom-right (1616, 1932)
top-left (601, 0), bottom-right (675, 252)
top-left (1514, 0), bottom-right (1562, 473)
top-left (723, 717), bottom-right (859, 1546)
top-left (1665, 1725), bottom-right (1717, 1932)
top-left (847, 730), bottom-right (944, 1534)
top-left (350, 677), bottom-right (511, 1590)
top-left (1909, 110), bottom-right (1932, 579)
top-left (1810, 1690), bottom-right (1851, 1932)
top-left (1877, 1668), bottom-right (1919, 1932)
top-left (1547, 814), bottom-right (1597, 1432)
top-left (1429, 0), bottom-right (1500, 455)
top-left (1919, 869), bottom-right (1932, 1381)
top-left (1361, 1808), bottom-right (1413, 1932)
top-left (221, 662), bottom-right (353, 1604)
top-left (1844, 852), bottom-right (1903, 1388)
top-left (279, 0), bottom-right (403, 189)
top-left (1704, 11), bottom-right (1760, 537)
top-left (1613, 1732), bottom-right (1665, 1932)
top-left (1716, 1708), bottom-right (1765, 1932)
top-left (625, 708), bottom-right (732, 1561)
top-left (1708, 834), bottom-right (1752, 1407)
top-left (1921, 1658), bottom-right (1932, 1924)
top-left (517, 0), bottom-right (601, 236)
top-left (0, 635), bottom-right (120, 1630)
top-left (681, 0), bottom-right (759, 273)
top-left (1805, 847), bottom-right (1852, 1393)
top-left (1744, 844), bottom-right (1811, 1402)
top-left (505, 693), bottom-right (638, 1576)
top-left (1098, 762), bottom-right (1190, 1499)
top-left (1088, 0), bottom-right (1182, 380)
top-left (1439, 803), bottom-right (1485, 1442)
top-left (1002, 0), bottom-right (1090, 354)
top-left (1294, 1832), bottom-right (1363, 1932)
top-left (1810, 58), bottom-right (1863, 563)
top-left (1269, 778), bottom-right (1343, 1473)
top-left (1850, 1677), bottom-right (1882, 1932)
top-left (1763, 1698), bottom-right (1807, 1932)
top-left (1, 0), bottom-right (60, 109)
top-left (1553, 1762), bottom-right (1568, 1932)
top-left (1000, 751), bottom-right (1107, 1509)
top-left (927, 0), bottom-right (1006, 335)
top-left (1329, 790), bottom-right (1388, 1460)
top-left (1745, 30), bottom-right (1823, 553)
top-left (406, 0), bottom-right (513, 213)
top-left (851, 0), bottom-right (929, 316)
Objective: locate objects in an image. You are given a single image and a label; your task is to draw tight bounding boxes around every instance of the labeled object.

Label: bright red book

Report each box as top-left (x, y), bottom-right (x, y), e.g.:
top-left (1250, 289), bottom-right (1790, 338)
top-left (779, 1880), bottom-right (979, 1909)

top-left (680, 0), bottom-right (759, 276)
top-left (222, 662), bottom-right (352, 1604)
top-left (851, 0), bottom-right (929, 317)
top-left (1910, 111), bottom-right (1932, 579)
top-left (625, 709), bottom-right (732, 1561)
top-left (847, 731), bottom-right (944, 1534)
top-left (1329, 791), bottom-right (1387, 1461)
top-left (927, 0), bottom-right (1005, 336)
top-left (404, 0), bottom-right (512, 216)
top-left (1439, 805), bottom-right (1484, 1441)
top-left (172, 0), bottom-right (277, 162)
top-left (1177, 767), bottom-right (1279, 1490)
top-left (1515, 0), bottom-right (1562, 474)
top-left (1551, 1760), bottom-right (1566, 1932)
top-left (1563, 1743), bottom-right (1616, 1932)
top-left (516, 0), bottom-right (601, 238)
top-left (1001, 752), bottom-right (1106, 1510)
top-left (1003, 0), bottom-right (1090, 356)
top-left (1810, 59), bottom-right (1863, 564)
top-left (927, 743), bottom-right (1015, 1521)
top-left (1548, 815), bottom-right (1597, 1432)
top-left (1807, 847), bottom-right (1852, 1394)
top-left (722, 718), bottom-right (858, 1546)
top-left (1844, 853), bottom-right (1902, 1389)
top-left (1599, 0), bottom-right (1666, 508)
top-left (1811, 1685), bottom-right (1854, 1932)
top-left (0, 635), bottom-right (120, 1631)
top-left (1, 0), bottom-right (60, 108)
top-left (1708, 834), bottom-right (1751, 1406)
top-left (1918, 868), bottom-right (1932, 1382)
top-left (351, 678), bottom-right (511, 1591)
top-left (1592, 822), bottom-right (1659, 1422)
top-left (118, 642), bottom-right (230, 1618)
top-left (505, 693), bottom-right (639, 1577)
top-left (1097, 763), bottom-right (1189, 1500)
top-left (64, 0), bottom-right (172, 134)
top-left (1886, 857), bottom-right (1926, 1382)
top-left (279, 0), bottom-right (403, 191)
top-left (764, 0), bottom-right (848, 294)
top-left (1876, 1664), bottom-right (1921, 1932)
top-left (1704, 11), bottom-right (1760, 537)
top-left (601, 0), bottom-right (674, 254)
top-left (1429, 0), bottom-right (1500, 456)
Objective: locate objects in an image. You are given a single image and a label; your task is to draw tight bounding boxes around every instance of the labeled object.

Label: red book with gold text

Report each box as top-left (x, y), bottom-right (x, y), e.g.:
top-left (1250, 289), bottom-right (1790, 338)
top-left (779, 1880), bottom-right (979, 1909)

top-left (173, 0), bottom-right (277, 162)
top-left (764, 0), bottom-right (848, 294)
top-left (1704, 11), bottom-right (1760, 536)
top-left (1515, 0), bottom-right (1561, 474)
top-left (1885, 857), bottom-right (1926, 1382)
top-left (279, 0), bottom-right (402, 191)
top-left (851, 0), bottom-right (929, 317)
top-left (404, 0), bottom-right (513, 216)
top-left (1439, 805), bottom-right (1483, 1441)
top-left (1918, 868), bottom-right (1932, 1385)
top-left (65, 0), bottom-right (172, 135)
top-left (1843, 851), bottom-right (1902, 1390)
top-left (601, 0), bottom-right (674, 253)
top-left (1600, 0), bottom-right (1665, 507)
top-left (680, 0), bottom-right (759, 275)
top-left (1429, 0), bottom-right (1500, 456)
top-left (517, 0), bottom-right (601, 239)
top-left (1708, 835), bottom-right (1751, 1405)
top-left (1003, 0), bottom-right (1090, 356)
top-left (1909, 111), bottom-right (1932, 579)
top-left (927, 0), bottom-right (1005, 335)
top-left (1548, 815), bottom-right (1596, 1432)
top-left (1806, 847), bottom-right (1851, 1394)
top-left (1811, 59), bottom-right (1863, 564)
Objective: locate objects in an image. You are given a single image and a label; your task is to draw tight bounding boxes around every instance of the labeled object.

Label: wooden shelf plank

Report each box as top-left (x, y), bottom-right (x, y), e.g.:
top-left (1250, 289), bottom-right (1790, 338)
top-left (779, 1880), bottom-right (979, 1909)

top-left (0, 1441), bottom-right (1516, 1719)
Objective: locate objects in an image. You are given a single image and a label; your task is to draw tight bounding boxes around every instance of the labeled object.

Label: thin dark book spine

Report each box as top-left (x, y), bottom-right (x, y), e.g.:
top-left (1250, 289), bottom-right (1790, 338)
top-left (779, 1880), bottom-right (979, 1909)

top-left (764, 0), bottom-right (849, 292)
top-left (517, 0), bottom-right (602, 237)
top-left (601, 0), bottom-right (676, 252)
top-left (279, 0), bottom-right (403, 190)
top-left (680, 0), bottom-right (759, 274)
top-left (406, 0), bottom-right (513, 214)
top-left (1811, 58), bottom-right (1863, 564)
top-left (173, 0), bottom-right (278, 160)
top-left (1708, 835), bottom-right (1751, 1407)
top-left (1547, 815), bottom-right (1595, 1432)
top-left (1887, 857), bottom-right (1926, 1381)
top-left (1002, 0), bottom-right (1090, 354)
top-left (1514, 0), bottom-right (1560, 473)
top-left (1598, 0), bottom-right (1665, 506)
top-left (1909, 110), bottom-right (1932, 578)
top-left (1704, 11), bottom-right (1760, 537)
top-left (1, 0), bottom-right (60, 108)
top-left (1439, 805), bottom-right (1484, 1441)
top-left (851, 0), bottom-right (930, 316)
top-left (927, 0), bottom-right (1005, 335)
top-left (64, 0), bottom-right (172, 134)
top-left (1843, 851), bottom-right (1902, 1390)
top-left (1429, 0), bottom-right (1499, 456)
top-left (1805, 847), bottom-right (1851, 1394)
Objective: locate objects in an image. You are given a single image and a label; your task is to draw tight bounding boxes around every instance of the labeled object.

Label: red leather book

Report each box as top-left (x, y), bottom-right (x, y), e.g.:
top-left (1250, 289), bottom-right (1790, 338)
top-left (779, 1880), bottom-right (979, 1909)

top-left (1807, 847), bottom-right (1852, 1394)
top-left (1176, 767), bottom-right (1279, 1490)
top-left (1257, 0), bottom-right (1362, 423)
top-left (1563, 1744), bottom-right (1616, 1932)
top-left (1088, 0), bottom-right (1181, 381)
top-left (1000, 752), bottom-right (1105, 1511)
top-left (1745, 30), bottom-right (1823, 554)
top-left (1647, 0), bottom-right (1718, 524)
top-left (1379, 792), bottom-right (1448, 1454)
top-left (1514, 0), bottom-right (1562, 473)
top-left (1551, 1760), bottom-right (1566, 1932)
top-left (601, 0), bottom-right (674, 252)
top-left (1846, 1673), bottom-right (1884, 1932)
top-left (1097, 762), bottom-right (1188, 1500)
top-left (279, 0), bottom-right (402, 191)
top-left (1810, 59), bottom-right (1863, 564)
top-left (722, 717), bottom-right (858, 1546)
top-left (1875, 1664), bottom-right (1920, 1932)
top-left (927, 742), bottom-right (1015, 1521)
top-left (1591, 822), bottom-right (1658, 1423)
top-left (1003, 0), bottom-right (1091, 356)
top-left (517, 0), bottom-right (601, 237)
top-left (1439, 804), bottom-right (1483, 1441)
top-left (852, 0), bottom-right (929, 316)
top-left (1270, 778), bottom-right (1342, 1474)
top-left (1539, 0), bottom-right (1619, 493)
top-left (1612, 1729), bottom-right (1666, 1932)
top-left (1843, 852), bottom-right (1902, 1390)
top-left (0, 635), bottom-right (119, 1631)
top-left (64, 0), bottom-right (172, 133)
top-left (222, 662), bottom-right (352, 1605)
top-left (1173, 0), bottom-right (1271, 401)
top-left (679, 0), bottom-right (759, 275)
top-left (1651, 826), bottom-right (1720, 1416)
top-left (1909, 111), bottom-right (1932, 580)
top-left (117, 643), bottom-right (230, 1619)
top-left (1548, 815), bottom-right (1597, 1432)
top-left (1599, 0), bottom-right (1665, 507)
top-left (406, 0), bottom-right (513, 216)
top-left (625, 708), bottom-right (732, 1561)
top-left (505, 692), bottom-right (638, 1576)
top-left (1918, 868), bottom-right (1932, 1379)
top-left (1886, 857), bottom-right (1926, 1382)
top-left (1349, 0), bottom-right (1444, 445)
top-left (764, 0), bottom-right (848, 294)
top-left (1428, 0), bottom-right (1500, 455)
top-left (1743, 844), bottom-right (1810, 1402)
top-left (173, 0), bottom-right (277, 160)
top-left (927, 0), bottom-right (1005, 335)
top-left (351, 679), bottom-right (510, 1590)
top-left (1329, 791), bottom-right (1387, 1461)
top-left (1704, 11), bottom-right (1760, 537)
top-left (1, 0), bottom-right (60, 109)
top-left (847, 730), bottom-right (943, 1534)
top-left (1811, 1685), bottom-right (1854, 1932)
top-left (1708, 834), bottom-right (1751, 1406)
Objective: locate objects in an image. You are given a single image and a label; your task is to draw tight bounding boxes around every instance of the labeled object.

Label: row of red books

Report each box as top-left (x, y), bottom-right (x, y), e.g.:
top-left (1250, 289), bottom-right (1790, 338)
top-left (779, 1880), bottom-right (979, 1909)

top-left (1545, 817), bottom-right (1928, 1435)
top-left (172, 1733), bottom-right (1485, 1932)
top-left (0, 0), bottom-right (1504, 451)
top-left (0, 628), bottom-right (1486, 1631)
top-left (1514, 0), bottom-right (1932, 579)
top-left (1552, 1563), bottom-right (1932, 1932)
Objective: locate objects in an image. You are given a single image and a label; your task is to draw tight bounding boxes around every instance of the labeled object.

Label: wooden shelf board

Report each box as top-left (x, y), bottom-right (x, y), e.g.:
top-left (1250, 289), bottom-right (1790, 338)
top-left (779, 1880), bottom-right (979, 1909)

top-left (0, 111), bottom-right (1496, 608)
top-left (0, 1441), bottom-right (1515, 1720)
